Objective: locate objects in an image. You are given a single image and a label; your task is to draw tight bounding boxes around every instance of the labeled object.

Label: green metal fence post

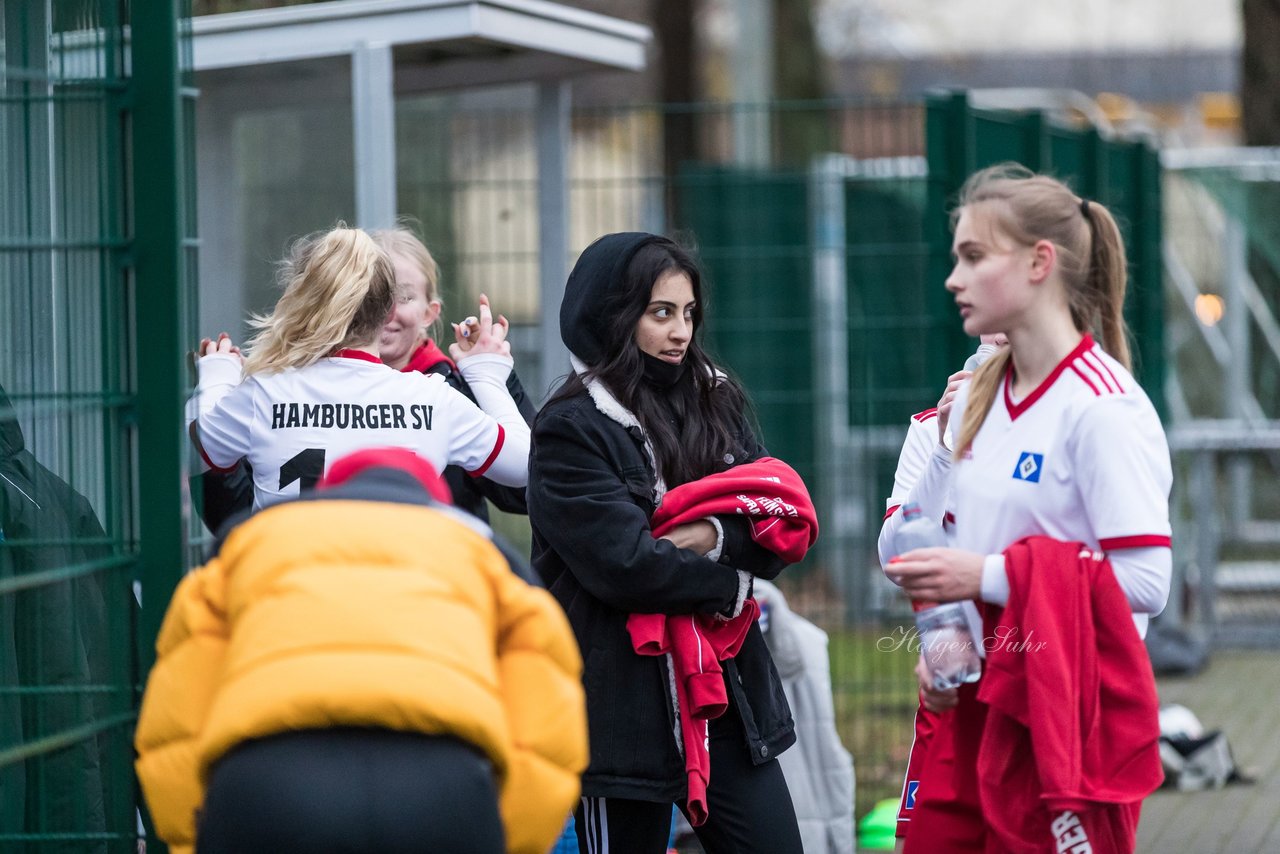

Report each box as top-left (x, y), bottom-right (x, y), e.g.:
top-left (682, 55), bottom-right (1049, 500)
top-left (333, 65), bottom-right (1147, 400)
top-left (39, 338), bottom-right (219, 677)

top-left (132, 0), bottom-right (187, 671)
top-left (1134, 144), bottom-right (1166, 418)
top-left (924, 89), bottom-right (972, 376)
top-left (1079, 125), bottom-right (1102, 198)
top-left (130, 7), bottom-right (187, 850)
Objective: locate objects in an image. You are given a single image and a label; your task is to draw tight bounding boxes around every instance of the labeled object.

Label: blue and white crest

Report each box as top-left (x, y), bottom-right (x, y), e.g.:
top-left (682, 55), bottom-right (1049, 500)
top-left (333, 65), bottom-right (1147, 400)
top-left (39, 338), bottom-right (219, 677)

top-left (1012, 452), bottom-right (1044, 483)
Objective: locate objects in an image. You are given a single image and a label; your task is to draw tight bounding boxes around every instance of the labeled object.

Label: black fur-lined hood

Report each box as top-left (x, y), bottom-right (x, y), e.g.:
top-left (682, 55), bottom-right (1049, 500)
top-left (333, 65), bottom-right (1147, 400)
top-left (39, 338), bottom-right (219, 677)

top-left (559, 231), bottom-right (664, 366)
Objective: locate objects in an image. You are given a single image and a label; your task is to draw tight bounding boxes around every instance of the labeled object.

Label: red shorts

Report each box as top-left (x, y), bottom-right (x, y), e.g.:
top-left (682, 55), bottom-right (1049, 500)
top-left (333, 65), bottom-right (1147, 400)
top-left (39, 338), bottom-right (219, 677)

top-left (902, 684), bottom-right (987, 853)
top-left (903, 685), bottom-right (1143, 853)
top-left (895, 703), bottom-right (939, 838)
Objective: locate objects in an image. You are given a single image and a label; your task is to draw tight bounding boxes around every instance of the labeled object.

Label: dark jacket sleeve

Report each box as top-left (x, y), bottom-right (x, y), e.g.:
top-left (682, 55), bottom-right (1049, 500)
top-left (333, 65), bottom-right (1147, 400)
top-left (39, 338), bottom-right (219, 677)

top-left (192, 460), bottom-right (254, 532)
top-left (529, 407), bottom-right (742, 616)
top-left (715, 425), bottom-right (789, 580)
top-left (718, 515), bottom-right (787, 579)
top-left (506, 369), bottom-right (538, 424)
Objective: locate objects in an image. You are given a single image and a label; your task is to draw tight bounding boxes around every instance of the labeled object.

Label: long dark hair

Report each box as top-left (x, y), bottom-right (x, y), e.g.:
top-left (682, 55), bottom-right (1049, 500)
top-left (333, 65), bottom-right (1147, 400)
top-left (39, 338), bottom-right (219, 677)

top-left (549, 239), bottom-right (752, 487)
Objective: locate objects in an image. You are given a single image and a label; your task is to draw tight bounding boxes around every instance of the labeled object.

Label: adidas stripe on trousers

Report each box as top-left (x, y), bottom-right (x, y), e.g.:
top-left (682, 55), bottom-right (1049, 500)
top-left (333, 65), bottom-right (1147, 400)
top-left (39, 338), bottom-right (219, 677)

top-left (575, 712), bottom-right (802, 854)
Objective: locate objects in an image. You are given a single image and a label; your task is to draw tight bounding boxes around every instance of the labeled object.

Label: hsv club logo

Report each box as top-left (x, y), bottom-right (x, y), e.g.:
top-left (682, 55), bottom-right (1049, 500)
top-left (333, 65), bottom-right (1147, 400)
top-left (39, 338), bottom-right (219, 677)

top-left (1012, 451), bottom-right (1044, 483)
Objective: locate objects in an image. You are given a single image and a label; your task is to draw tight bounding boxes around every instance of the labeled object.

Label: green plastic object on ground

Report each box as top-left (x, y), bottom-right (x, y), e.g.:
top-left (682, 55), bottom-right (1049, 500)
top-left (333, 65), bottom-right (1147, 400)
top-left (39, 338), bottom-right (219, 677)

top-left (857, 797), bottom-right (901, 850)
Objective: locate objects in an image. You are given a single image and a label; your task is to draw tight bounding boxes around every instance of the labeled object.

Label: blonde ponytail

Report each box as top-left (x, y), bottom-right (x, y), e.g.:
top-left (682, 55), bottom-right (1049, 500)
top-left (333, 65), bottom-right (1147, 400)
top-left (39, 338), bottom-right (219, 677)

top-left (1080, 201), bottom-right (1131, 370)
top-left (243, 226), bottom-right (395, 375)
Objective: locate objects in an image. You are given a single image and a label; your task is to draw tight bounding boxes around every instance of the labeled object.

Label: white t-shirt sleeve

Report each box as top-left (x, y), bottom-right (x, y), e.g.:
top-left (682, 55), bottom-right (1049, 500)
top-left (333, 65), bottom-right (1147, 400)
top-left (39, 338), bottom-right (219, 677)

top-left (1072, 396), bottom-right (1173, 550)
top-left (438, 381), bottom-right (529, 487)
top-left (878, 415), bottom-right (953, 570)
top-left (190, 356), bottom-right (253, 472)
top-left (184, 353), bottom-right (241, 427)
top-left (457, 354), bottom-right (527, 434)
top-left (885, 416), bottom-right (938, 510)
top-left (1107, 546), bottom-right (1172, 621)
top-left (1072, 396), bottom-right (1173, 616)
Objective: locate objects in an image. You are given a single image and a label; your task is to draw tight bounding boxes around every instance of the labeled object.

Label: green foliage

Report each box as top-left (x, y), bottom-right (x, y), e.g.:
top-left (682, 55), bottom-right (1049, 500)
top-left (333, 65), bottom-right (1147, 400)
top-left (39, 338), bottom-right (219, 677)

top-left (826, 622), bottom-right (921, 819)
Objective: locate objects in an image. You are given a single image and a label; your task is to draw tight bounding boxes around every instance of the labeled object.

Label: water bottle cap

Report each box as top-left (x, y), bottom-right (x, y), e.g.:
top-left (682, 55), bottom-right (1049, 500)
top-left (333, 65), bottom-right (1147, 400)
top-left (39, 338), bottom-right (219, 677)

top-left (965, 342), bottom-right (999, 371)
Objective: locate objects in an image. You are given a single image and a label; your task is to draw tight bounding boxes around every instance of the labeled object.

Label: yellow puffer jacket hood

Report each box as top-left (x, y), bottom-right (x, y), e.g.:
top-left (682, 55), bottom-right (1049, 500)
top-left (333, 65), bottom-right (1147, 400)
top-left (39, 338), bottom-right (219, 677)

top-left (135, 491), bottom-right (586, 854)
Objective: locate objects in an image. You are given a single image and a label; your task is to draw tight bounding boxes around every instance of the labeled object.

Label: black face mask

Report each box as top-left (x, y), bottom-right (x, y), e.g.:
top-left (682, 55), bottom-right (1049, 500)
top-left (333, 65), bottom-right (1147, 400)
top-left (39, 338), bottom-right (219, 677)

top-left (641, 352), bottom-right (688, 389)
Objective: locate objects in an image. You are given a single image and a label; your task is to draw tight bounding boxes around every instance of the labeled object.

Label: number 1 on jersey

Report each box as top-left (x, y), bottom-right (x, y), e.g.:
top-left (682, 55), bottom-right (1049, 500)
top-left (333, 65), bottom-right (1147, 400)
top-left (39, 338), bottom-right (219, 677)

top-left (280, 448), bottom-right (325, 491)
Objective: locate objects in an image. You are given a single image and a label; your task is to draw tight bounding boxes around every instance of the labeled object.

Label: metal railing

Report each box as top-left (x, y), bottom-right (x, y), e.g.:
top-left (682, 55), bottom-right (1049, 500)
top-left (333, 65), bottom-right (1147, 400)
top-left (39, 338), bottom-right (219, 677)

top-left (1162, 149), bottom-right (1280, 648)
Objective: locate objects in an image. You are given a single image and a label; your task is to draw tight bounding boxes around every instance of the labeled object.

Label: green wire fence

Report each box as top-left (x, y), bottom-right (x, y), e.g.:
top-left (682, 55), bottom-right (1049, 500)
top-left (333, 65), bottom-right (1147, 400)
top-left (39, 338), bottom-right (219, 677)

top-left (1, 1), bottom-right (194, 851)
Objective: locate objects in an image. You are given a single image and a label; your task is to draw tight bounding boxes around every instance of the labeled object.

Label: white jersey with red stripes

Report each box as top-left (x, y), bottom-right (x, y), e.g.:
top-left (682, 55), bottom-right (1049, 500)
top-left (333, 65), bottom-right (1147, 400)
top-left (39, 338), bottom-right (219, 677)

top-left (949, 335), bottom-right (1172, 560)
top-left (884, 407), bottom-right (941, 519)
top-left (196, 352), bottom-right (504, 510)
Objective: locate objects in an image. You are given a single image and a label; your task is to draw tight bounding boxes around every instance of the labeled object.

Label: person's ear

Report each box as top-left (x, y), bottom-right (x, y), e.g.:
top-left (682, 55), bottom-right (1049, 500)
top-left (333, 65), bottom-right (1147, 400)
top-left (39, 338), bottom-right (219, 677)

top-left (1028, 239), bottom-right (1056, 284)
top-left (423, 299), bottom-right (442, 327)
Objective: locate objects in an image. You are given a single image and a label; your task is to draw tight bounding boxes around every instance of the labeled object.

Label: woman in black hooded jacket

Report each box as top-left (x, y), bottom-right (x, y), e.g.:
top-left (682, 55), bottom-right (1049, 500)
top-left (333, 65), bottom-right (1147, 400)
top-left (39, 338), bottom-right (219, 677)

top-left (527, 233), bottom-right (803, 854)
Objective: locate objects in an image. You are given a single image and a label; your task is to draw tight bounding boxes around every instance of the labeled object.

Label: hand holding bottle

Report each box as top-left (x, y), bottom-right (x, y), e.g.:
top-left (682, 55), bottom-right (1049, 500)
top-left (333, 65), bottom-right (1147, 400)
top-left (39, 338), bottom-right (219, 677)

top-left (892, 503), bottom-right (983, 691)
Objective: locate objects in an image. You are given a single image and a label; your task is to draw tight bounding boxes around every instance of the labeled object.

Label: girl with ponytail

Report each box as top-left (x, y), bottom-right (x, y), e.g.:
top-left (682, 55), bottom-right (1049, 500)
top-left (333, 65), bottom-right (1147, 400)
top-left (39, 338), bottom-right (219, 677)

top-left (950, 164), bottom-right (1132, 460)
top-left (187, 224), bottom-right (531, 511)
top-left (888, 164), bottom-right (1172, 852)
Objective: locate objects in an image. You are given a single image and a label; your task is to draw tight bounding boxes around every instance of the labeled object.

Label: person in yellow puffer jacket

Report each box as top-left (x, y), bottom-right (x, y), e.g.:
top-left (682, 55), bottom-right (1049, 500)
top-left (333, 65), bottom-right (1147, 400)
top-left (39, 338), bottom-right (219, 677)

top-left (135, 447), bottom-right (587, 854)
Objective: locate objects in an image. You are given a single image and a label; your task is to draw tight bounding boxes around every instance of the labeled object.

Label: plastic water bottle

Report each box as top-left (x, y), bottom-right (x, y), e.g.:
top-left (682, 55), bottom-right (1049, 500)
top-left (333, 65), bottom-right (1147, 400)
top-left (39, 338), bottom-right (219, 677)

top-left (894, 503), bottom-right (983, 690)
top-left (894, 501), bottom-right (946, 553)
top-left (962, 341), bottom-right (1000, 374)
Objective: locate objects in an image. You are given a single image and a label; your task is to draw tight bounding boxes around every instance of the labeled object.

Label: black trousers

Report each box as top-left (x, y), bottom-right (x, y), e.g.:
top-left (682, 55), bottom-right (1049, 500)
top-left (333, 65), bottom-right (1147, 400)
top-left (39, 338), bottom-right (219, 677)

top-left (575, 712), bottom-right (802, 854)
top-left (198, 728), bottom-right (504, 854)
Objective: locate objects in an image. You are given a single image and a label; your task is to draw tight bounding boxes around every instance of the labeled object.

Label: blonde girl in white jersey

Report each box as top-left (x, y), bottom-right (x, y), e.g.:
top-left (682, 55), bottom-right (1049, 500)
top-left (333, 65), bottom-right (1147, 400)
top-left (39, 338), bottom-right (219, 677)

top-left (889, 163), bottom-right (1171, 687)
top-left (887, 164), bottom-right (1172, 851)
top-left (188, 226), bottom-right (530, 510)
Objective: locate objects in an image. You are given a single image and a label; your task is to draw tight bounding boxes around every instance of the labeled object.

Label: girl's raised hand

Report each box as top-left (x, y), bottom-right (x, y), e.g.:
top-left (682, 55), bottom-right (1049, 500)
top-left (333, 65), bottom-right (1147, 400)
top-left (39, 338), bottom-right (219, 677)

top-left (936, 369), bottom-right (972, 448)
top-left (450, 294), bottom-right (511, 361)
top-left (196, 332), bottom-right (242, 363)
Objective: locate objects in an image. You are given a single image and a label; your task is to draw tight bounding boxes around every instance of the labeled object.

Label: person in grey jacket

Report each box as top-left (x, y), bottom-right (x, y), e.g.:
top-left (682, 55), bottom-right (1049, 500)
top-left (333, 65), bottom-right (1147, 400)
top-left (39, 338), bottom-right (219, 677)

top-left (755, 579), bottom-right (856, 854)
top-left (527, 233), bottom-right (803, 854)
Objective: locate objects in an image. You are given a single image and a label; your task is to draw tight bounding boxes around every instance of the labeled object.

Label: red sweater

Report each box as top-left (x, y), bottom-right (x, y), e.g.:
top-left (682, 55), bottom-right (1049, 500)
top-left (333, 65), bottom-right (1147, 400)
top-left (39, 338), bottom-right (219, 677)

top-left (628, 601), bottom-right (760, 825)
top-left (976, 537), bottom-right (1163, 851)
top-left (646, 456), bottom-right (818, 563)
top-left (401, 340), bottom-right (454, 374)
top-left (627, 458), bottom-right (817, 824)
